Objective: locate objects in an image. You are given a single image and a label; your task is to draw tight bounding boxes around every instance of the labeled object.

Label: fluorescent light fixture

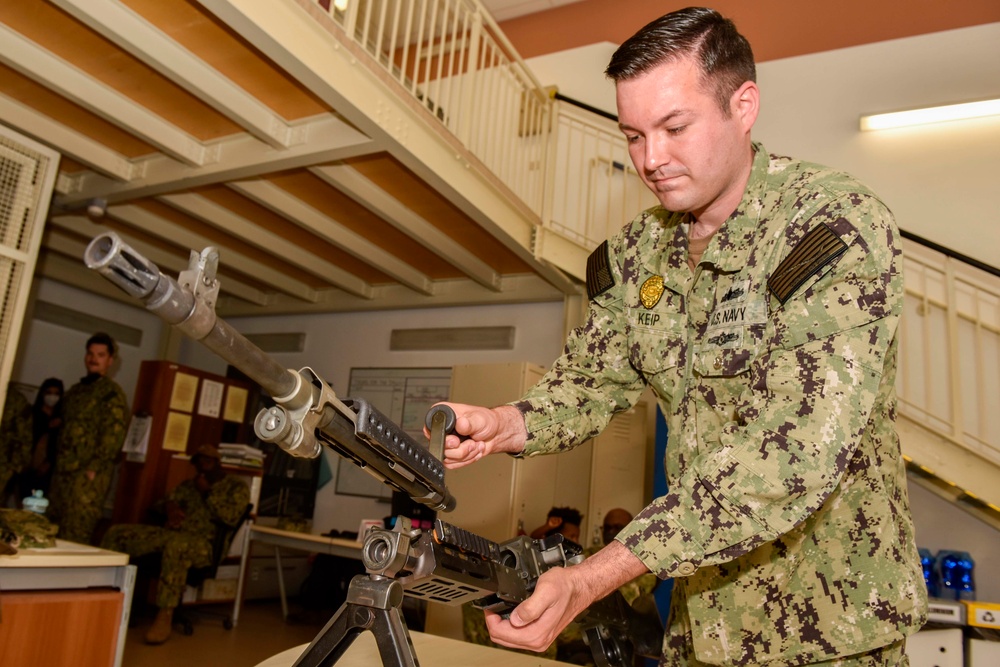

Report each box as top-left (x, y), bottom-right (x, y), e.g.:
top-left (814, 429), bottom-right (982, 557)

top-left (860, 98), bottom-right (1000, 131)
top-left (333, 0), bottom-right (349, 10)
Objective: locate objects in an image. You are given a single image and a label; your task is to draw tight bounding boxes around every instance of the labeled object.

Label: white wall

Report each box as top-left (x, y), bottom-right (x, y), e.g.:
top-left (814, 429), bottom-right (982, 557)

top-left (177, 301), bottom-right (567, 534)
top-left (527, 23), bottom-right (1000, 269)
top-left (11, 279), bottom-right (164, 407)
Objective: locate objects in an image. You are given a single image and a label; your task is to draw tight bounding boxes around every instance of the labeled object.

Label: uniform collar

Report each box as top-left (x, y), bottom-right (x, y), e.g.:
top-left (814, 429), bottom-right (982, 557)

top-left (643, 142), bottom-right (770, 292)
top-left (699, 142), bottom-right (770, 273)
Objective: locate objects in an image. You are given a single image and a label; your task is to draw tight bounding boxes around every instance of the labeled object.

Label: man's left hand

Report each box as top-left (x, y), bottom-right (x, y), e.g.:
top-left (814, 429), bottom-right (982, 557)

top-left (484, 566), bottom-right (590, 652)
top-left (484, 540), bottom-right (651, 653)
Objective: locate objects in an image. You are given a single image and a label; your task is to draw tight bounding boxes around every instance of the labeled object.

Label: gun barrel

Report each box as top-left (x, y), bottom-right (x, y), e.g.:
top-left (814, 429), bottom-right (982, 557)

top-left (84, 232), bottom-right (297, 399)
top-left (84, 231), bottom-right (456, 512)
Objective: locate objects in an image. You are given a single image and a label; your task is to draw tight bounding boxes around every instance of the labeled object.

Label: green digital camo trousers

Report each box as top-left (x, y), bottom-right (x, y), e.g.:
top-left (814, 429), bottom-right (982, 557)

top-left (48, 468), bottom-right (113, 544)
top-left (102, 524), bottom-right (212, 609)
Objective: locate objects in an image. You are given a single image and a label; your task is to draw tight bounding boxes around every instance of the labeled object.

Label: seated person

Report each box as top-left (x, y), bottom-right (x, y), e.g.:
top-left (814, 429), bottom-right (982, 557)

top-left (528, 506), bottom-right (583, 545)
top-left (101, 444), bottom-right (249, 645)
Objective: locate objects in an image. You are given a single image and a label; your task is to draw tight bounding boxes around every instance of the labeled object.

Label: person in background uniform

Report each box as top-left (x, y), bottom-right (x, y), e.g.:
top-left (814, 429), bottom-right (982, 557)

top-left (528, 506), bottom-right (583, 544)
top-left (432, 7), bottom-right (927, 666)
top-left (17, 378), bottom-right (64, 501)
top-left (101, 444), bottom-right (250, 645)
top-left (47, 332), bottom-right (128, 544)
top-left (0, 386), bottom-right (33, 506)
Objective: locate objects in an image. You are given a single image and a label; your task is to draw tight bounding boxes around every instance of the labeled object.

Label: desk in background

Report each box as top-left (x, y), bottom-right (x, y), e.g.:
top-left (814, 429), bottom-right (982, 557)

top-left (0, 540), bottom-right (135, 667)
top-left (234, 524), bottom-right (362, 626)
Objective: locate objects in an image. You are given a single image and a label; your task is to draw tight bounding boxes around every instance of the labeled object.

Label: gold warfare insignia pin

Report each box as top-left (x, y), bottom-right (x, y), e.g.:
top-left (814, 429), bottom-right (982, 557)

top-left (640, 276), bottom-right (664, 309)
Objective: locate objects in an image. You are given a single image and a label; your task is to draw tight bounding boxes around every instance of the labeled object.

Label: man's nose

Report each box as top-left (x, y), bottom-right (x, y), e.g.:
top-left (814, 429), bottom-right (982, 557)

top-left (645, 135), bottom-right (671, 172)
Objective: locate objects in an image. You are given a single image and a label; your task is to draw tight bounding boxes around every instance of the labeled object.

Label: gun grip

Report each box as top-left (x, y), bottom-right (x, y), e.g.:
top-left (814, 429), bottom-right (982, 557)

top-left (425, 405), bottom-right (457, 461)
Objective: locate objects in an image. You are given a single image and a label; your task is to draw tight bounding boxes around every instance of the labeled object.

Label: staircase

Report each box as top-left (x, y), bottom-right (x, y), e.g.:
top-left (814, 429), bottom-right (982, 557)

top-left (897, 236), bottom-right (1000, 527)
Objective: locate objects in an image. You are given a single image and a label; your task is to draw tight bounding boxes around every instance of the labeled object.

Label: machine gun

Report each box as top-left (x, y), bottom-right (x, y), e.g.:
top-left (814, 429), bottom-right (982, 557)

top-left (84, 232), bottom-right (662, 667)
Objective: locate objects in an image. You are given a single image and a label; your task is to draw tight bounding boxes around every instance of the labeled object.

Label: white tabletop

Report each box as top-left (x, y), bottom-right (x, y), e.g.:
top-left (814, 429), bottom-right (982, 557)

top-left (256, 629), bottom-right (574, 667)
top-left (0, 539), bottom-right (129, 568)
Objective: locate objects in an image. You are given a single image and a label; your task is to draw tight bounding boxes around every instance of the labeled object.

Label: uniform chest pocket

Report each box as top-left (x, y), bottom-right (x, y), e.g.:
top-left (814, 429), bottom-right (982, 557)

top-left (693, 346), bottom-right (754, 377)
top-left (625, 307), bottom-right (683, 375)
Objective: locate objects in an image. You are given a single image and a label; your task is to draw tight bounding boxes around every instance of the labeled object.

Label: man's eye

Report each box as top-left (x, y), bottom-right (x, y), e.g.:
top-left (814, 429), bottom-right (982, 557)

top-left (667, 126), bottom-right (686, 135)
top-left (625, 135), bottom-right (641, 144)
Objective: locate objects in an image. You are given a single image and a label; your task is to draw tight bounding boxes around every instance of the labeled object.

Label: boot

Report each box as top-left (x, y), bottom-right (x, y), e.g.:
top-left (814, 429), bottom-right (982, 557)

top-left (144, 607), bottom-right (174, 645)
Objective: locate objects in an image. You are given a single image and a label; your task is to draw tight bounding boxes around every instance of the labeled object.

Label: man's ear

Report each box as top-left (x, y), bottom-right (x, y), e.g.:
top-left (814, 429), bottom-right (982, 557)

top-left (732, 81), bottom-right (759, 131)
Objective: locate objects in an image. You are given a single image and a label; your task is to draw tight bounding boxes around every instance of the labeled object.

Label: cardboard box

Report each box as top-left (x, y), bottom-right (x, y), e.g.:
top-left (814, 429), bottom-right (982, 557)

top-left (964, 601), bottom-right (1000, 629)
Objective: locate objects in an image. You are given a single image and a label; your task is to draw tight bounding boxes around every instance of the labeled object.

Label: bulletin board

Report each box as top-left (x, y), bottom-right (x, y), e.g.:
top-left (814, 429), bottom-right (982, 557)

top-left (336, 367), bottom-right (452, 499)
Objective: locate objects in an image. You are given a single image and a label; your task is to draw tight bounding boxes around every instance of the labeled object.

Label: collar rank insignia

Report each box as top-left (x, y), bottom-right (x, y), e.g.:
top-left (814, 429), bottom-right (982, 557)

top-left (768, 222), bottom-right (848, 305)
top-left (640, 275), bottom-right (665, 309)
top-left (586, 240), bottom-right (615, 300)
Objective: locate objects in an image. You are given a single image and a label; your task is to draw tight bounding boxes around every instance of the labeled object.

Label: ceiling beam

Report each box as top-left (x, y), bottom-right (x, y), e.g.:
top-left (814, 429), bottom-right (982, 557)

top-left (106, 203), bottom-right (321, 302)
top-left (310, 164), bottom-right (502, 291)
top-left (158, 192), bottom-right (375, 299)
top-left (0, 24), bottom-right (207, 166)
top-left (50, 0), bottom-right (295, 149)
top-left (228, 179), bottom-right (436, 295)
top-left (53, 114), bottom-right (377, 207)
top-left (217, 273), bottom-right (564, 317)
top-left (46, 216), bottom-right (271, 305)
top-left (0, 93), bottom-right (137, 181)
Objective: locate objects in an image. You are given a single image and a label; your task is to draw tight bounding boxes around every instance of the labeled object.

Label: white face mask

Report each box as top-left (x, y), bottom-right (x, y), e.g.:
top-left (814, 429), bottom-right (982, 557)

top-left (43, 394), bottom-right (60, 408)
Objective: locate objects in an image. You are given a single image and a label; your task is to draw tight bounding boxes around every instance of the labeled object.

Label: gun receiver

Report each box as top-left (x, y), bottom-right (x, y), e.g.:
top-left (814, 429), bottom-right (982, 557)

top-left (84, 232), bottom-right (455, 513)
top-left (299, 517), bottom-right (662, 667)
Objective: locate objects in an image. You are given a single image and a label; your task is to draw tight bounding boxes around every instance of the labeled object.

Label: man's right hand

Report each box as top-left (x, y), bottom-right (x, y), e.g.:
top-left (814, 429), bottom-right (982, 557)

top-left (426, 403), bottom-right (528, 469)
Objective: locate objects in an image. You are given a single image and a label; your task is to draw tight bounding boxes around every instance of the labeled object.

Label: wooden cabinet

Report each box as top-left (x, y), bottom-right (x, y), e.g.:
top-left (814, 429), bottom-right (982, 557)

top-left (0, 589), bottom-right (124, 667)
top-left (113, 360), bottom-right (255, 525)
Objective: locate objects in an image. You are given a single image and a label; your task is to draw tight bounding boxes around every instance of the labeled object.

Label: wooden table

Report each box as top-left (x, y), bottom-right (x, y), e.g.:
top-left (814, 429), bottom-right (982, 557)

top-left (255, 629), bottom-right (575, 667)
top-left (233, 524), bottom-right (362, 626)
top-left (0, 540), bottom-right (135, 667)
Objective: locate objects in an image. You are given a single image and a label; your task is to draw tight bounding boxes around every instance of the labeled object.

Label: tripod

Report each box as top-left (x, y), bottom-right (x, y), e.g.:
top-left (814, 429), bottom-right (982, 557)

top-left (292, 575), bottom-right (421, 667)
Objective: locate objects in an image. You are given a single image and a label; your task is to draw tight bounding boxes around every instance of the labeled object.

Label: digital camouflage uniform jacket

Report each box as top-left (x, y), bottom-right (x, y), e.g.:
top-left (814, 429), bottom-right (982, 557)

top-left (514, 144), bottom-right (927, 666)
top-left (49, 375), bottom-right (128, 543)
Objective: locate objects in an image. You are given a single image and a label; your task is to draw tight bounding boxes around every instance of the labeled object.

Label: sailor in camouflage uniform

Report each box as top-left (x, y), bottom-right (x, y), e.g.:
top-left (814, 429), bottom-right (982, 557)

top-left (47, 332), bottom-right (128, 544)
top-left (0, 385), bottom-right (33, 501)
top-left (102, 443), bottom-right (250, 644)
top-left (436, 8), bottom-right (926, 666)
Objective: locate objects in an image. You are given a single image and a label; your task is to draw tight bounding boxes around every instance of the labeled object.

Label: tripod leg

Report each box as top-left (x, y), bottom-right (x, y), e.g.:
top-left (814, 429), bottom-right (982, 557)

top-left (292, 576), bottom-right (420, 667)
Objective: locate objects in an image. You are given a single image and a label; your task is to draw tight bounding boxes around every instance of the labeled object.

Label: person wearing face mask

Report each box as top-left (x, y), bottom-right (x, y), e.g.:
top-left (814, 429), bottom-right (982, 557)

top-left (47, 333), bottom-right (128, 544)
top-left (16, 378), bottom-right (64, 502)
